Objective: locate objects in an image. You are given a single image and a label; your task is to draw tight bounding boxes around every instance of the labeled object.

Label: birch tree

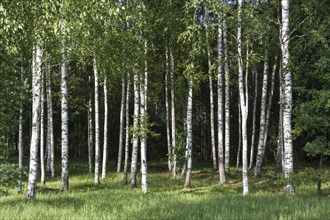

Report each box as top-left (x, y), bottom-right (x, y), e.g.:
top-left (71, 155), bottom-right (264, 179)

top-left (165, 48), bottom-right (172, 172)
top-left (40, 71), bottom-right (45, 186)
top-left (87, 75), bottom-right (93, 174)
top-left (117, 75), bottom-right (126, 173)
top-left (281, 0), bottom-right (294, 192)
top-left (26, 45), bottom-right (43, 199)
top-left (94, 58), bottom-right (100, 185)
top-left (18, 61), bottom-right (24, 193)
top-left (123, 72), bottom-right (130, 184)
top-left (101, 76), bottom-right (108, 179)
top-left (249, 68), bottom-right (258, 170)
top-left (170, 49), bottom-right (177, 179)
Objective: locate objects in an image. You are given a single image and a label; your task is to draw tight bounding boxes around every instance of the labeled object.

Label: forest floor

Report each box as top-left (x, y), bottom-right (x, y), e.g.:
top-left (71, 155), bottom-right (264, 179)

top-left (0, 158), bottom-right (330, 219)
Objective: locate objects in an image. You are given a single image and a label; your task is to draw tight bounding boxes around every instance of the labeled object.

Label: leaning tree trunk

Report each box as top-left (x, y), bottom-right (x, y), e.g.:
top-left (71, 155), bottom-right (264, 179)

top-left (94, 58), bottom-right (100, 185)
top-left (165, 48), bottom-right (172, 172)
top-left (26, 45), bottom-right (42, 199)
top-left (281, 0), bottom-right (294, 193)
top-left (60, 40), bottom-right (69, 192)
top-left (170, 49), bottom-right (177, 179)
top-left (184, 74), bottom-right (193, 189)
top-left (249, 68), bottom-right (258, 170)
top-left (130, 69), bottom-right (139, 189)
top-left (217, 22), bottom-right (226, 184)
top-left (254, 46), bottom-right (269, 177)
top-left (18, 59), bottom-right (24, 193)
top-left (101, 77), bottom-right (108, 179)
top-left (238, 0), bottom-right (249, 195)
top-left (46, 63), bottom-right (55, 178)
top-left (123, 72), bottom-right (130, 184)
top-left (205, 14), bottom-right (217, 171)
top-left (40, 71), bottom-right (45, 186)
top-left (117, 75), bottom-right (126, 173)
top-left (140, 41), bottom-right (148, 193)
top-left (87, 75), bottom-right (94, 174)
top-left (223, 20), bottom-right (231, 174)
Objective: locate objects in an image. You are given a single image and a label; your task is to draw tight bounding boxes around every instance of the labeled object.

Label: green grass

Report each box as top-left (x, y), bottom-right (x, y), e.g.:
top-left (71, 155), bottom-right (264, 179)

top-left (1, 159), bottom-right (330, 219)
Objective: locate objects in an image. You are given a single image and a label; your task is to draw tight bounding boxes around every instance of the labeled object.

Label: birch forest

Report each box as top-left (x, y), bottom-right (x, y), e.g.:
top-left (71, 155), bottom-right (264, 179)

top-left (0, 0), bottom-right (330, 219)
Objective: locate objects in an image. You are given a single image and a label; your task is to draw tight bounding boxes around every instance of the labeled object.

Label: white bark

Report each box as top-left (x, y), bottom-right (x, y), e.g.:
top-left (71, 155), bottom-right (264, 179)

top-left (40, 71), bottom-right (45, 186)
top-left (87, 75), bottom-right (93, 174)
top-left (276, 65), bottom-right (284, 172)
top-left (26, 45), bottom-right (42, 199)
top-left (223, 20), bottom-right (230, 174)
top-left (217, 23), bottom-right (226, 184)
top-left (140, 49), bottom-right (148, 193)
top-left (101, 77), bottom-right (108, 179)
top-left (205, 15), bottom-right (217, 171)
top-left (184, 74), bottom-right (193, 188)
top-left (254, 46), bottom-right (269, 176)
top-left (238, 0), bottom-right (249, 195)
top-left (165, 48), bottom-right (172, 172)
top-left (249, 68), bottom-right (258, 170)
top-left (236, 102), bottom-right (241, 171)
top-left (60, 40), bottom-right (69, 191)
top-left (94, 58), bottom-right (100, 185)
top-left (130, 69), bottom-right (139, 189)
top-left (123, 72), bottom-right (130, 184)
top-left (18, 61), bottom-right (24, 193)
top-left (170, 49), bottom-right (177, 179)
top-left (281, 0), bottom-right (293, 188)
top-left (117, 75), bottom-right (126, 173)
top-left (46, 64), bottom-right (55, 178)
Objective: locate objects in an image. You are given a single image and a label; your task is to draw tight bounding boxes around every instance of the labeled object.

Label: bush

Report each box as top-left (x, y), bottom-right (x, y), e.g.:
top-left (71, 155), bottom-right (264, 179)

top-left (0, 162), bottom-right (27, 187)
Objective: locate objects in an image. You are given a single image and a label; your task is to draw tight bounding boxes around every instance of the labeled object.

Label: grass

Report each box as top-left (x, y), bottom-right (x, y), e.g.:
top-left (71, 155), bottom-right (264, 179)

top-left (1, 158), bottom-right (330, 219)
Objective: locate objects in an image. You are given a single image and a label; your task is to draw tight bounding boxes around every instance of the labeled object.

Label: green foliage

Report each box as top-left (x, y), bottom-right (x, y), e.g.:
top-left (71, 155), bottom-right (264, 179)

top-left (0, 162), bottom-right (27, 187)
top-left (128, 115), bottom-right (160, 142)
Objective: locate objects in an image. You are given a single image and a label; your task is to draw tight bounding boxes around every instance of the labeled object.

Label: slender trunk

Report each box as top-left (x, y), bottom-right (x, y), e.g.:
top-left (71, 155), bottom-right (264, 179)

top-left (117, 75), bottom-right (126, 172)
top-left (101, 77), bottom-right (108, 179)
top-left (281, 0), bottom-right (293, 192)
top-left (184, 74), bottom-right (193, 188)
top-left (140, 47), bottom-right (148, 193)
top-left (217, 22), bottom-right (226, 184)
top-left (18, 60), bottom-right (24, 193)
top-left (236, 102), bottom-right (241, 171)
top-left (249, 68), bottom-right (258, 169)
top-left (46, 64), bottom-right (55, 178)
top-left (40, 71), bottom-right (45, 186)
top-left (238, 0), bottom-right (248, 195)
top-left (94, 58), bottom-right (100, 185)
top-left (205, 15), bottom-right (217, 171)
top-left (26, 45), bottom-right (42, 199)
top-left (88, 75), bottom-right (94, 174)
top-left (254, 46), bottom-right (269, 177)
top-left (165, 48), bottom-right (172, 172)
top-left (130, 69), bottom-right (139, 189)
top-left (276, 66), bottom-right (284, 172)
top-left (123, 72), bottom-right (130, 184)
top-left (170, 49), bottom-right (177, 179)
top-left (223, 20), bottom-right (230, 174)
top-left (60, 40), bottom-right (69, 191)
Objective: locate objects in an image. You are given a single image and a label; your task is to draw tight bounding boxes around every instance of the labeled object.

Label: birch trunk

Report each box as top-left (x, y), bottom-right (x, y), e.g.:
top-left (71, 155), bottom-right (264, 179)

top-left (123, 72), bottom-right (130, 184)
top-left (249, 68), bottom-right (258, 169)
top-left (276, 66), bottom-right (284, 172)
top-left (205, 14), bottom-right (217, 171)
top-left (170, 49), bottom-right (177, 179)
top-left (223, 20), bottom-right (231, 174)
top-left (217, 23), bottom-right (226, 184)
top-left (94, 58), bottom-right (100, 185)
top-left (165, 48), bottom-right (172, 172)
top-left (130, 69), bottom-right (139, 189)
top-left (87, 75), bottom-right (93, 174)
top-left (26, 45), bottom-right (42, 199)
top-left (117, 75), bottom-right (125, 172)
top-left (254, 47), bottom-right (269, 177)
top-left (238, 0), bottom-right (249, 195)
top-left (140, 49), bottom-right (148, 193)
top-left (184, 74), bottom-right (193, 188)
top-left (281, 0), bottom-right (293, 192)
top-left (18, 61), bottom-right (24, 193)
top-left (40, 71), bottom-right (45, 186)
top-left (236, 102), bottom-right (241, 171)
top-left (101, 77), bottom-right (108, 179)
top-left (46, 64), bottom-right (55, 178)
top-left (60, 40), bottom-right (69, 191)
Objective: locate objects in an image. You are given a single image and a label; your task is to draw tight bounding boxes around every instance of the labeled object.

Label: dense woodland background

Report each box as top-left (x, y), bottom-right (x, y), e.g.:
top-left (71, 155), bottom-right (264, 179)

top-left (0, 0), bottom-right (329, 199)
